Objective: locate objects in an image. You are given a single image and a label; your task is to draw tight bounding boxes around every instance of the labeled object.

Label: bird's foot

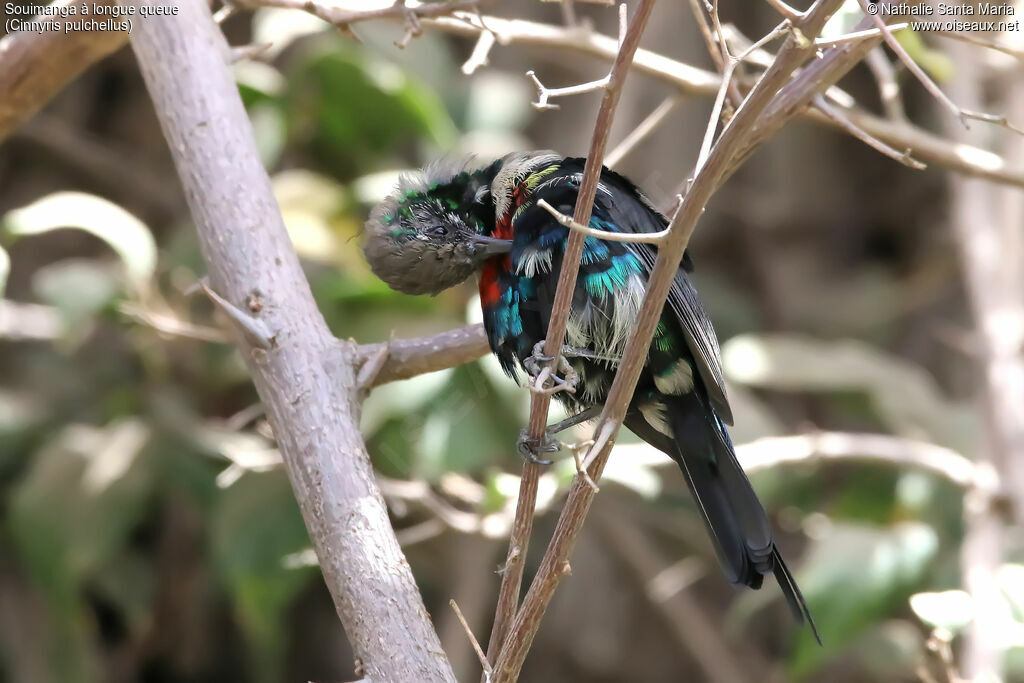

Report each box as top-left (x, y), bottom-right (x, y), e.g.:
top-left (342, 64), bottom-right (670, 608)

top-left (516, 428), bottom-right (562, 466)
top-left (523, 341), bottom-right (579, 396)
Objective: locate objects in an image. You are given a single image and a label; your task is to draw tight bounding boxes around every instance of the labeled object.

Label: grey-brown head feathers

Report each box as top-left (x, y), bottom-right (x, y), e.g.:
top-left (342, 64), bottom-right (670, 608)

top-left (362, 156), bottom-right (510, 295)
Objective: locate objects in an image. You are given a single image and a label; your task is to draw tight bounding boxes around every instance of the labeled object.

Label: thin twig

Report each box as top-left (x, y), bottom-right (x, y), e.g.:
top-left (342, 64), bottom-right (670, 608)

top-left (120, 302), bottom-right (229, 343)
top-left (228, 41), bottom-right (274, 62)
top-left (696, 20), bottom-right (791, 176)
top-left (814, 94), bottom-right (926, 169)
top-left (450, 600), bottom-right (493, 679)
top-left (814, 22), bottom-right (907, 48)
top-left (686, 0), bottom-right (725, 73)
top-left (960, 109), bottom-right (1024, 137)
top-left (230, 0), bottom-right (482, 35)
top-left (537, 199), bottom-right (670, 243)
top-left (462, 29), bottom-right (496, 74)
top-left (526, 70), bottom-right (610, 110)
top-left (856, 0), bottom-right (967, 127)
top-left (762, 0), bottom-right (804, 21)
top-left (687, 0), bottom-right (744, 107)
top-left (418, 11), bottom-right (1024, 188)
top-left (606, 96), bottom-right (680, 168)
top-left (934, 29), bottom-right (1024, 62)
top-left (865, 47), bottom-right (906, 121)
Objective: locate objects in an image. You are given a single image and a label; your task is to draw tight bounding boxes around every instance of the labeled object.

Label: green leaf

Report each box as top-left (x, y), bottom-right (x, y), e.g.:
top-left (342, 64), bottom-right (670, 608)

top-left (8, 419), bottom-right (154, 610)
top-left (210, 470), bottom-right (313, 682)
top-left (286, 44), bottom-right (457, 175)
top-left (4, 192), bottom-right (157, 292)
top-left (32, 259), bottom-right (119, 331)
top-left (782, 522), bottom-right (939, 676)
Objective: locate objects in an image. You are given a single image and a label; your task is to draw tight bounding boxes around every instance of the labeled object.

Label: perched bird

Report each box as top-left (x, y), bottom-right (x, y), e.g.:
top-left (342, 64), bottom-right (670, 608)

top-left (363, 151), bottom-right (818, 640)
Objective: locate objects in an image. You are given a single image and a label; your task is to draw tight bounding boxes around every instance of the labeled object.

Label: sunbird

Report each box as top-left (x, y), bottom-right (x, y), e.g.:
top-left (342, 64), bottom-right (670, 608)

top-left (363, 151), bottom-right (818, 640)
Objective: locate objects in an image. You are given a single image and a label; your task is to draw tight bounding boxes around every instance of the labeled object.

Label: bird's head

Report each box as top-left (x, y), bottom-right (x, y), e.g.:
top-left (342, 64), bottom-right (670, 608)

top-left (363, 158), bottom-right (510, 295)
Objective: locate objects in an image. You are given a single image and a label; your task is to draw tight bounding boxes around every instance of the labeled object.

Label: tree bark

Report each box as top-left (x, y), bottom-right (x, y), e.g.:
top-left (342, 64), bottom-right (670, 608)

top-left (120, 1), bottom-right (455, 679)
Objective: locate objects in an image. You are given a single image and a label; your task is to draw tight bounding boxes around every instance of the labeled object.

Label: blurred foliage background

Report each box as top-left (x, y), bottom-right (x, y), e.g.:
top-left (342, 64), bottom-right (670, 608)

top-left (1, 2), bottom-right (1021, 682)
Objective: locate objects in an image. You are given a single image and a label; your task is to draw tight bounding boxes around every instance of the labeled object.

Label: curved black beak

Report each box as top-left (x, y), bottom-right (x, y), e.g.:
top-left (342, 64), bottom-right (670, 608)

top-left (470, 234), bottom-right (513, 257)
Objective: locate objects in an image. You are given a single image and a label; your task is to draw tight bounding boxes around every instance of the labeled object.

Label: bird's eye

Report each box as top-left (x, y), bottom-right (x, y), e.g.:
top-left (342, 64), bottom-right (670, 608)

top-left (431, 226), bottom-right (448, 236)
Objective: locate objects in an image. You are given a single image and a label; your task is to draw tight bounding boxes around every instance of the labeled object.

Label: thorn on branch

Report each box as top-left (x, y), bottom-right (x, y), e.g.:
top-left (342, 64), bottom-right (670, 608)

top-left (188, 277), bottom-right (276, 349)
top-left (580, 420), bottom-right (616, 473)
top-left (569, 439), bottom-right (600, 491)
top-left (495, 546), bottom-right (521, 576)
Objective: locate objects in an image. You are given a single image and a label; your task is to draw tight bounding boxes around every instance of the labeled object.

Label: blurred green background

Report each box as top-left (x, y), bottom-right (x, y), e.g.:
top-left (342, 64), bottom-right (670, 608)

top-left (1, 2), bottom-right (1020, 682)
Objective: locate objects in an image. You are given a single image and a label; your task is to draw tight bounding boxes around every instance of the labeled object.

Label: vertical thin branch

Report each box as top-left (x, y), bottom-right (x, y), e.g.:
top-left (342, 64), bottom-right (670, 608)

top-left (491, 2), bottom-right (846, 680)
top-left (120, 1), bottom-right (455, 680)
top-left (484, 0), bottom-right (659, 673)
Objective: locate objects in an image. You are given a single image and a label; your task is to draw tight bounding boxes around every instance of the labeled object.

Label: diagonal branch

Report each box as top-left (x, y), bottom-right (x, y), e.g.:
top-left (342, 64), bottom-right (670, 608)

top-left (491, 2), bottom-right (848, 680)
top-left (484, 3), bottom-right (659, 675)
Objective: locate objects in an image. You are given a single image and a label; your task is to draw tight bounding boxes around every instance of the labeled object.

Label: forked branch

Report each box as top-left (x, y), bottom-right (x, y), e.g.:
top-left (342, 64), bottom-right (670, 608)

top-left (490, 3), bottom-right (848, 679)
top-left (484, 2), bottom-right (659, 674)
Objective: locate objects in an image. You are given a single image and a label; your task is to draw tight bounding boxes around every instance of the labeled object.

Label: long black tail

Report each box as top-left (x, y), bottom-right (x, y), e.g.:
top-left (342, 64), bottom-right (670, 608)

top-left (625, 391), bottom-right (820, 644)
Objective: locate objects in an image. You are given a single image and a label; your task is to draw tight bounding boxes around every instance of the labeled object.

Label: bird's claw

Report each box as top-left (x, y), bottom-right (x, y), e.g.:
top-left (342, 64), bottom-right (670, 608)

top-left (516, 428), bottom-right (562, 466)
top-left (524, 341), bottom-right (579, 395)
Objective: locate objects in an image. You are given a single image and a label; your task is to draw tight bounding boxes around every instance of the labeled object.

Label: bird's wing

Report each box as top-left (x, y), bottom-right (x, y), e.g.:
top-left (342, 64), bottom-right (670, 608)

top-left (590, 166), bottom-right (734, 424)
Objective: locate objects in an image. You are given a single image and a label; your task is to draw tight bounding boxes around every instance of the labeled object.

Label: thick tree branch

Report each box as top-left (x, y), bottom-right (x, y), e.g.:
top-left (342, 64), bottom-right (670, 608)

top-left (120, 1), bottom-right (454, 680)
top-left (354, 323), bottom-right (489, 388)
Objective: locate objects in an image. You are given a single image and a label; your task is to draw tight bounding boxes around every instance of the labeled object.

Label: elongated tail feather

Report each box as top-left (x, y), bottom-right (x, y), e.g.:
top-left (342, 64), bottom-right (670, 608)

top-left (773, 547), bottom-right (822, 644)
top-left (625, 390), bottom-right (819, 642)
